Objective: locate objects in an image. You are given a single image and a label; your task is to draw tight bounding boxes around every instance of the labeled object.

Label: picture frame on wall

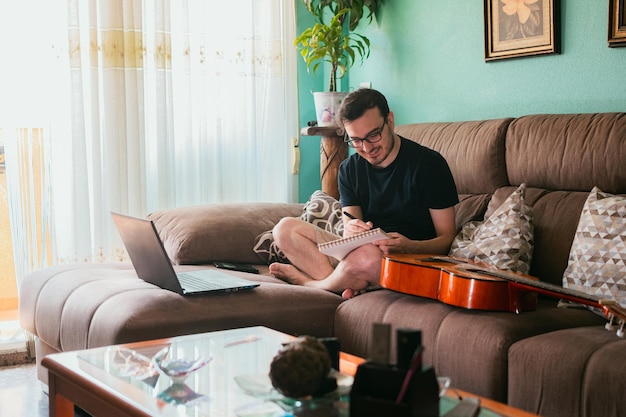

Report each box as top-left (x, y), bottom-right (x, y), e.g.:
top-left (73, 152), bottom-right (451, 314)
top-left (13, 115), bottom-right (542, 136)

top-left (608, 0), bottom-right (626, 47)
top-left (484, 0), bottom-right (560, 61)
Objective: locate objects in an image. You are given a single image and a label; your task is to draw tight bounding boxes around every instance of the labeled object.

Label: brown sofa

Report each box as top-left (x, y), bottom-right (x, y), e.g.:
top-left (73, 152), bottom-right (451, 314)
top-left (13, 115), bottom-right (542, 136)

top-left (19, 113), bottom-right (626, 417)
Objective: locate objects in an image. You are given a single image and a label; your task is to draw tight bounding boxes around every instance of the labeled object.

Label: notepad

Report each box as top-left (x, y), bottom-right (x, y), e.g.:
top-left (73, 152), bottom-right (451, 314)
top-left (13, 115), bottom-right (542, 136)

top-left (318, 228), bottom-right (390, 260)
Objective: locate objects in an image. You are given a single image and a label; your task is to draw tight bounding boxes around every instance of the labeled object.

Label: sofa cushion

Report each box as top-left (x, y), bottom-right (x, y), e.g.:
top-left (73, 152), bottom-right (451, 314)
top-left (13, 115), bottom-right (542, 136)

top-left (333, 290), bottom-right (455, 367)
top-left (563, 187), bottom-right (626, 311)
top-left (148, 203), bottom-right (303, 265)
top-left (454, 194), bottom-right (491, 232)
top-left (253, 190), bottom-right (344, 265)
top-left (449, 184), bottom-right (534, 274)
top-left (19, 263), bottom-right (343, 356)
top-left (508, 326), bottom-right (626, 417)
top-left (334, 291), bottom-right (605, 403)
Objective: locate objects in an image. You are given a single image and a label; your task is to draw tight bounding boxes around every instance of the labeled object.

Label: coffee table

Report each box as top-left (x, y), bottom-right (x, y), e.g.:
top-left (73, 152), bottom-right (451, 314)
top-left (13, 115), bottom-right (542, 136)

top-left (43, 326), bottom-right (538, 417)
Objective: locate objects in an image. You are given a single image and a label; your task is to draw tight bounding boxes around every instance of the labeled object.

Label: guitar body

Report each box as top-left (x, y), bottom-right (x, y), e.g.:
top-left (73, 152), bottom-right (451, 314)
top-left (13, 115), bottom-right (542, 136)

top-left (380, 254), bottom-right (538, 313)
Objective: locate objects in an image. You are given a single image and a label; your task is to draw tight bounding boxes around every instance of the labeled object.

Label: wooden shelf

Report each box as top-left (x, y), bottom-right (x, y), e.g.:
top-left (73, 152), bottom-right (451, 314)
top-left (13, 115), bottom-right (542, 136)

top-left (300, 125), bottom-right (345, 137)
top-left (301, 125), bottom-right (348, 200)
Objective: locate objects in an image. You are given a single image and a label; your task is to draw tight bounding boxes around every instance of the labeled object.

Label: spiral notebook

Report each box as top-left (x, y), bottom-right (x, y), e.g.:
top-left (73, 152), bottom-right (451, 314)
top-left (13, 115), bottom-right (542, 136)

top-left (318, 228), bottom-right (390, 260)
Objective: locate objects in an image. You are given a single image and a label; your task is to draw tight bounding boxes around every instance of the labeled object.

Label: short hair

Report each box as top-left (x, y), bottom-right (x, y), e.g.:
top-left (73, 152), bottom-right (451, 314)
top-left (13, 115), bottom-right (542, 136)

top-left (338, 88), bottom-right (390, 125)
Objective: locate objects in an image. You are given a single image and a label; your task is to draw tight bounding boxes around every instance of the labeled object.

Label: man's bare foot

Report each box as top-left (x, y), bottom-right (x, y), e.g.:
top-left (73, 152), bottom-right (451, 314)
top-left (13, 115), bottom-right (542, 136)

top-left (341, 286), bottom-right (380, 299)
top-left (341, 288), bottom-right (364, 299)
top-left (269, 263), bottom-right (313, 286)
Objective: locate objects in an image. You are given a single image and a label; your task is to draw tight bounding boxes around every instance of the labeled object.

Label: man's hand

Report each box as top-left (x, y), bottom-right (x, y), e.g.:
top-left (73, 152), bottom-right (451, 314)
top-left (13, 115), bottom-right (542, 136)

top-left (373, 232), bottom-right (410, 254)
top-left (343, 217), bottom-right (373, 237)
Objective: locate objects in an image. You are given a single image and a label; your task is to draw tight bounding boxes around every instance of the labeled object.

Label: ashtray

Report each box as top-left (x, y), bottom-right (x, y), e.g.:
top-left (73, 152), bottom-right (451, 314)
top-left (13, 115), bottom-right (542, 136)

top-left (112, 347), bottom-right (158, 380)
top-left (152, 346), bottom-right (212, 384)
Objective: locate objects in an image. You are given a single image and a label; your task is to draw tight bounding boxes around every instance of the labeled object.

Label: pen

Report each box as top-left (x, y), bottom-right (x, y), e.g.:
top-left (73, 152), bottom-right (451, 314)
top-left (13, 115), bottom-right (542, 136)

top-left (342, 211), bottom-right (357, 220)
top-left (395, 346), bottom-right (423, 404)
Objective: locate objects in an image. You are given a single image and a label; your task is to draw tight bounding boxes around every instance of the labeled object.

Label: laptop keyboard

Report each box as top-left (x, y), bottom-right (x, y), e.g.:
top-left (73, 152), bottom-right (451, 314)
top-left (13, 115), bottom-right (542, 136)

top-left (177, 272), bottom-right (222, 291)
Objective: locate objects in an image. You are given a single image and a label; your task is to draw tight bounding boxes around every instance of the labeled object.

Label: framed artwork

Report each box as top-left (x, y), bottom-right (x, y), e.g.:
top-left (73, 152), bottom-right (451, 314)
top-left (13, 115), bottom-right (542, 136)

top-left (608, 0), bottom-right (626, 47)
top-left (484, 0), bottom-right (560, 61)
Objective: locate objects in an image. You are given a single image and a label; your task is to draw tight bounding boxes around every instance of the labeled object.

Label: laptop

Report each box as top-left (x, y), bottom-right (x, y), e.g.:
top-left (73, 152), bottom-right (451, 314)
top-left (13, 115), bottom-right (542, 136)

top-left (111, 212), bottom-right (260, 295)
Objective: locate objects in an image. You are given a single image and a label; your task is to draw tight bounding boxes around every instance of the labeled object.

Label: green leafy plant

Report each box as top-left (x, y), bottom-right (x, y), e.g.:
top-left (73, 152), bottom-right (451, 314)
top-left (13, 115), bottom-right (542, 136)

top-left (295, 0), bottom-right (383, 92)
top-left (304, 0), bottom-right (382, 32)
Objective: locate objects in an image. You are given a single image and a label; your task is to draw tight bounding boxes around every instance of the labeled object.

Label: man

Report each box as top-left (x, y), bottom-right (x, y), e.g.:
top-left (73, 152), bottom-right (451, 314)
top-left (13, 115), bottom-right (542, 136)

top-left (270, 88), bottom-right (458, 298)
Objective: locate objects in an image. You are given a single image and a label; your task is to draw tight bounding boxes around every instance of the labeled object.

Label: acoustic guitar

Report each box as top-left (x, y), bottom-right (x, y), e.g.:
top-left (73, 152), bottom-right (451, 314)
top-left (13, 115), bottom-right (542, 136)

top-left (380, 254), bottom-right (626, 336)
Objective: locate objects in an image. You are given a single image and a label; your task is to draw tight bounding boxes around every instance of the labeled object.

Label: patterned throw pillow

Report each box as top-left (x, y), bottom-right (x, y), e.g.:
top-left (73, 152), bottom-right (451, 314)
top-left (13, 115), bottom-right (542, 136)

top-left (562, 187), bottom-right (626, 310)
top-left (252, 230), bottom-right (290, 265)
top-left (449, 184), bottom-right (534, 274)
top-left (252, 190), bottom-right (344, 264)
top-left (298, 190), bottom-right (345, 236)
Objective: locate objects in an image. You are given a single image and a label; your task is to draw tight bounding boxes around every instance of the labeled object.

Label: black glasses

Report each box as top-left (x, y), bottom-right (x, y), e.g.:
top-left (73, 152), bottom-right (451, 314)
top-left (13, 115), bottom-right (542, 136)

top-left (344, 118), bottom-right (387, 148)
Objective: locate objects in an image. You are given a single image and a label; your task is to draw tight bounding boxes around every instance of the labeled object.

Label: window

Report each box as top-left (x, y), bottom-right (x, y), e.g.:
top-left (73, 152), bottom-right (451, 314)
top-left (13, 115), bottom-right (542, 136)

top-left (0, 2), bottom-right (298, 352)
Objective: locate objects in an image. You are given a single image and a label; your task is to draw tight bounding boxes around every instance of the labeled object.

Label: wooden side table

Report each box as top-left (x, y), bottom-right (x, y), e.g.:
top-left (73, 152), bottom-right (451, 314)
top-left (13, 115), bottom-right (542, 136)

top-left (301, 125), bottom-right (347, 200)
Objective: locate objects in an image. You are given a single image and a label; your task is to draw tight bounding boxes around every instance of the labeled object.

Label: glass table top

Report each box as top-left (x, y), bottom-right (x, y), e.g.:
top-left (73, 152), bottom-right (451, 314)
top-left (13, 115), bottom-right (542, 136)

top-left (77, 326), bottom-right (298, 416)
top-left (73, 326), bottom-right (498, 417)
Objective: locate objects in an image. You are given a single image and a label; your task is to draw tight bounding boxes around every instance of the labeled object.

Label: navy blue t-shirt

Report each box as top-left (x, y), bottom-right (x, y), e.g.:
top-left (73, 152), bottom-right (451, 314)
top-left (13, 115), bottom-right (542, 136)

top-left (338, 137), bottom-right (458, 240)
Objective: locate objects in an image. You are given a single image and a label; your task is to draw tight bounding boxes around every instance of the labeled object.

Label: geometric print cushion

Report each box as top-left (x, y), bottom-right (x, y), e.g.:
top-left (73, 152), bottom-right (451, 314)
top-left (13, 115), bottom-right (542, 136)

top-left (562, 186), bottom-right (626, 310)
top-left (449, 183), bottom-right (534, 274)
top-left (252, 190), bottom-right (344, 264)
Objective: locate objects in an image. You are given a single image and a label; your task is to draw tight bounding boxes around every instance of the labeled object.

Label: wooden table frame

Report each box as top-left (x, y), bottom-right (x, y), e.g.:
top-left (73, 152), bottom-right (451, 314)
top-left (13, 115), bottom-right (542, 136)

top-left (45, 337), bottom-right (175, 417)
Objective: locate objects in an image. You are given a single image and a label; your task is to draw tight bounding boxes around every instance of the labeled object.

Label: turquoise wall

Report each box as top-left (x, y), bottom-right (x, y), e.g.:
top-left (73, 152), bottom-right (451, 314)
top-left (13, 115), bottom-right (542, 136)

top-left (296, 3), bottom-right (322, 203)
top-left (297, 0), bottom-right (626, 202)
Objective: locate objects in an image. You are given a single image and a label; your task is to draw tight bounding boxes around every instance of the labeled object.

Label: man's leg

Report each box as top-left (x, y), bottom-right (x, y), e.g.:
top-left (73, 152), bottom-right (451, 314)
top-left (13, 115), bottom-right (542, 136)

top-left (269, 217), bottom-right (336, 282)
top-left (270, 216), bottom-right (383, 295)
top-left (308, 243), bottom-right (383, 294)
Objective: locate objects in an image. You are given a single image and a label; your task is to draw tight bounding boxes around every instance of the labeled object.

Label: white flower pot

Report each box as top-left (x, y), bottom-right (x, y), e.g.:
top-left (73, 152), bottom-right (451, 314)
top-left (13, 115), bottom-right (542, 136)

top-left (313, 92), bottom-right (348, 127)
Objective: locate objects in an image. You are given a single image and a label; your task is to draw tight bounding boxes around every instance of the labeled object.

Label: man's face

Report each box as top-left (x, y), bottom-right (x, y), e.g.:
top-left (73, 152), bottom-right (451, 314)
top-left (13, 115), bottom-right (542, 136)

top-left (344, 107), bottom-right (397, 168)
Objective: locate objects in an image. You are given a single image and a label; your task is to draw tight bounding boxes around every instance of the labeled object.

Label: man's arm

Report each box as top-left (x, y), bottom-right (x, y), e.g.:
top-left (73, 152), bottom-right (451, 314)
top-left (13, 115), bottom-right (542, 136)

top-left (423, 206), bottom-right (457, 253)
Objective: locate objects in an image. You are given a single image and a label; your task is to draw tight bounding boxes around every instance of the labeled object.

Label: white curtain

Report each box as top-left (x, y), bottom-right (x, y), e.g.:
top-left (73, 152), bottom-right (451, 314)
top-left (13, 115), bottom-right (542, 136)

top-left (2, 0), bottom-right (298, 268)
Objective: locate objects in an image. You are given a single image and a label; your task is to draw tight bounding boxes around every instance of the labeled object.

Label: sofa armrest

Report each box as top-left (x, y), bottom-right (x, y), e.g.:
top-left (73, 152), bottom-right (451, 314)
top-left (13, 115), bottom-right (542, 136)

top-left (147, 203), bottom-right (303, 265)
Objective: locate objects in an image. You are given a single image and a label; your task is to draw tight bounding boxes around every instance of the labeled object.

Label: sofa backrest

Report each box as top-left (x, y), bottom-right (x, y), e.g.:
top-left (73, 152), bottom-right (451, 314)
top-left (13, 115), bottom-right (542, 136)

top-left (505, 113), bottom-right (626, 193)
top-left (502, 113), bottom-right (626, 285)
top-left (396, 113), bottom-right (626, 287)
top-left (396, 118), bottom-right (512, 195)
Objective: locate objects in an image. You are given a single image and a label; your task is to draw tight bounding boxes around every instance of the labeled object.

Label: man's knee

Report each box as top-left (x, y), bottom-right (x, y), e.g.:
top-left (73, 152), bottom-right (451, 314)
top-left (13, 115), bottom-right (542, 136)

top-left (272, 217), bottom-right (306, 245)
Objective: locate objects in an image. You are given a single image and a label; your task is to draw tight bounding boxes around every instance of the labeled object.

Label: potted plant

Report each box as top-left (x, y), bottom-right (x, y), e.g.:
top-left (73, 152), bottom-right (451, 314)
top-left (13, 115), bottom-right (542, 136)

top-left (295, 0), bottom-right (383, 126)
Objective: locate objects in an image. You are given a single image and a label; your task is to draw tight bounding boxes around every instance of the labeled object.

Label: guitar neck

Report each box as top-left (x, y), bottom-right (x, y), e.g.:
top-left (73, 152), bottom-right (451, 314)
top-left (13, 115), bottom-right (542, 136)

top-left (476, 268), bottom-right (601, 306)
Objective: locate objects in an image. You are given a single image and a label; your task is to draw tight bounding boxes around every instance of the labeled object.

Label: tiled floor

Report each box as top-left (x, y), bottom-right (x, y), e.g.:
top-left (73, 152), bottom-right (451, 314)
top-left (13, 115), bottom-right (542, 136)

top-left (0, 317), bottom-right (88, 417)
top-left (0, 363), bottom-right (91, 417)
top-left (0, 363), bottom-right (49, 417)
top-left (0, 315), bottom-right (89, 417)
